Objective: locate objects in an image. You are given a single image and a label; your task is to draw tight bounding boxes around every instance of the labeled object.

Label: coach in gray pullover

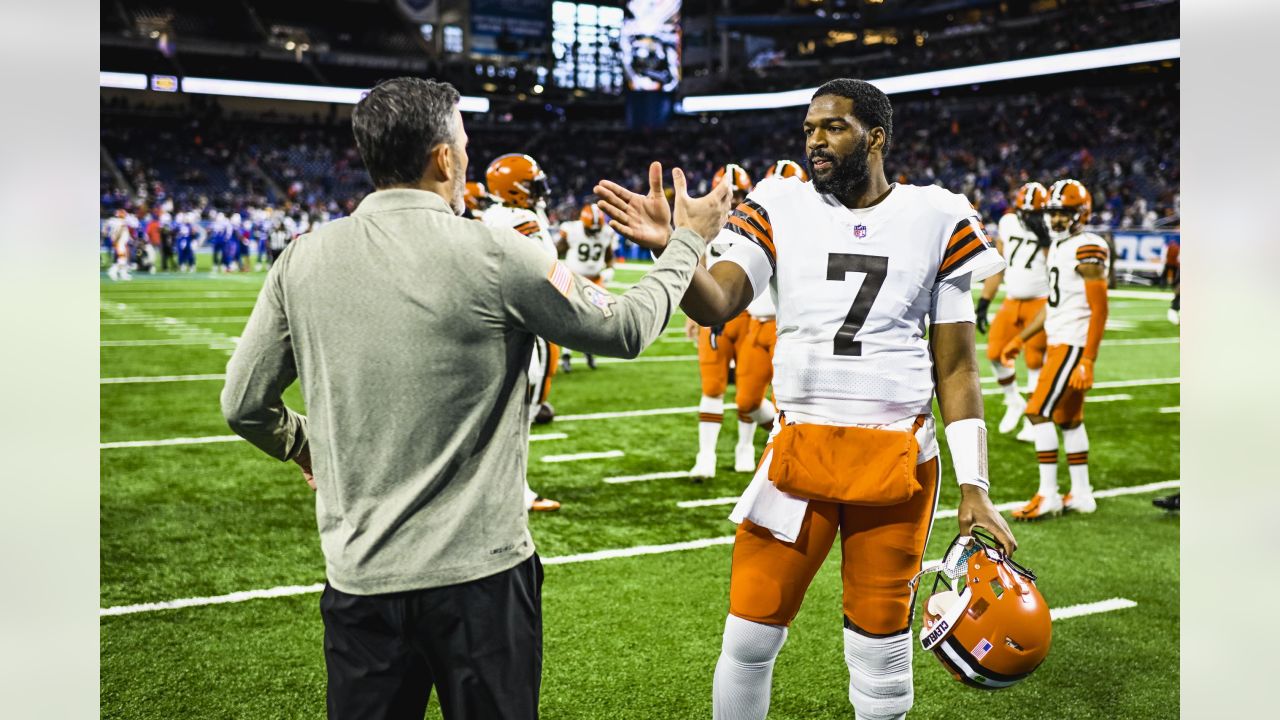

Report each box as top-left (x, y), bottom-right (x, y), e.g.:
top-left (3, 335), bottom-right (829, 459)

top-left (220, 77), bottom-right (729, 719)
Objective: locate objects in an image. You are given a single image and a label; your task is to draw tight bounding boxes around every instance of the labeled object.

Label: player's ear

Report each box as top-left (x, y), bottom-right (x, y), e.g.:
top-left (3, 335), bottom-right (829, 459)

top-left (868, 127), bottom-right (887, 157)
top-left (430, 143), bottom-right (452, 183)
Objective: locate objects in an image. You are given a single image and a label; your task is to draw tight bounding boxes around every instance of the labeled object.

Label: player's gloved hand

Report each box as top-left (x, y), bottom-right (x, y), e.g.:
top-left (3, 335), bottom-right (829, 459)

top-left (1069, 357), bottom-right (1095, 390)
top-left (975, 298), bottom-right (991, 334)
top-left (1000, 336), bottom-right (1024, 367)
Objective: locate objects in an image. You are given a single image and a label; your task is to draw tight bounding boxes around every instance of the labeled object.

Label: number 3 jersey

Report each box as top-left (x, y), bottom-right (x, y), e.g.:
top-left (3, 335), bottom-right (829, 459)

top-left (1044, 231), bottom-right (1109, 347)
top-left (718, 177), bottom-right (1005, 426)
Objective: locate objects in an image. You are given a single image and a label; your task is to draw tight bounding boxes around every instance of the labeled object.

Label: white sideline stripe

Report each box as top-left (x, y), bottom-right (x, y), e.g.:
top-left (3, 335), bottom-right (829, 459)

top-left (559, 404), bottom-right (736, 422)
top-left (101, 373), bottom-right (225, 384)
top-left (1088, 394), bottom-right (1133, 403)
top-left (100, 482), bottom-right (1175, 617)
top-left (1050, 597), bottom-right (1137, 621)
top-left (982, 377), bottom-right (1178, 395)
top-left (592, 354), bottom-right (698, 364)
top-left (685, 479), bottom-right (1182, 512)
top-left (608, 470), bottom-right (694, 484)
top-left (1159, 406), bottom-right (1180, 414)
top-left (105, 432), bottom-right (565, 450)
top-left (540, 450), bottom-right (625, 463)
top-left (973, 336), bottom-right (1177, 351)
top-left (101, 316), bottom-right (249, 325)
top-left (1108, 289), bottom-right (1175, 300)
top-left (101, 435), bottom-right (241, 450)
top-left (102, 338), bottom-right (234, 347)
top-left (102, 302), bottom-right (259, 309)
top-left (101, 536), bottom-right (737, 617)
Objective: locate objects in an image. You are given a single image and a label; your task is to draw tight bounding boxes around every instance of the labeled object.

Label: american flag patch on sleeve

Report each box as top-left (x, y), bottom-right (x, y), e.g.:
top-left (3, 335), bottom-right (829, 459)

top-left (547, 261), bottom-right (573, 298)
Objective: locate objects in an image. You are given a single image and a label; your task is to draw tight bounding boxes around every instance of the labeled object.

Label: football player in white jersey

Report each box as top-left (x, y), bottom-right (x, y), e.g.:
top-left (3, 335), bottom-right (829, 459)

top-left (557, 203), bottom-right (617, 371)
top-left (1001, 179), bottom-right (1108, 520)
top-left (597, 78), bottom-right (1017, 720)
top-left (976, 182), bottom-right (1052, 441)
top-left (105, 209), bottom-right (132, 281)
top-left (482, 153), bottom-right (562, 513)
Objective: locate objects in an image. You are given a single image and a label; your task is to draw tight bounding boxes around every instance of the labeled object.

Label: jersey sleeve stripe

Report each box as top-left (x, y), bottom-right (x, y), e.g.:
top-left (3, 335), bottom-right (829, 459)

top-left (1076, 248), bottom-right (1108, 259)
top-left (515, 221), bottom-right (541, 237)
top-left (936, 243), bottom-right (991, 281)
top-left (741, 199), bottom-right (773, 233)
top-left (723, 223), bottom-right (777, 269)
top-left (727, 215), bottom-right (778, 259)
top-left (731, 208), bottom-right (771, 241)
top-left (939, 236), bottom-right (984, 274)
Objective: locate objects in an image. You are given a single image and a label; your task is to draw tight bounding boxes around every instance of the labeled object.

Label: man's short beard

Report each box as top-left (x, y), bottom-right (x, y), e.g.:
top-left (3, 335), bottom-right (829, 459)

top-left (811, 135), bottom-right (871, 198)
top-left (449, 157), bottom-right (466, 215)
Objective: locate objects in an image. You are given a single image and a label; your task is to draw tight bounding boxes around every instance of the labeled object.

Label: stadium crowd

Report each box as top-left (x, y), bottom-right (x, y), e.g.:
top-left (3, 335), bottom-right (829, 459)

top-left (101, 79), bottom-right (1178, 260)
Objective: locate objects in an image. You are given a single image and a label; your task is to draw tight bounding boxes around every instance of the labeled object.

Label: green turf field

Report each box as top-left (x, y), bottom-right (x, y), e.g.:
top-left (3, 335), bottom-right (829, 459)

top-left (100, 256), bottom-right (1179, 719)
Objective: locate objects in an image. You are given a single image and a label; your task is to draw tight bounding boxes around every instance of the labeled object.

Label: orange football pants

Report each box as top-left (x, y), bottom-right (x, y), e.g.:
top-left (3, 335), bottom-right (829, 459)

top-left (986, 296), bottom-right (1047, 370)
top-left (734, 318), bottom-right (776, 420)
top-left (1025, 344), bottom-right (1087, 426)
top-left (728, 456), bottom-right (941, 635)
top-left (697, 312), bottom-right (752, 397)
top-left (539, 343), bottom-right (560, 403)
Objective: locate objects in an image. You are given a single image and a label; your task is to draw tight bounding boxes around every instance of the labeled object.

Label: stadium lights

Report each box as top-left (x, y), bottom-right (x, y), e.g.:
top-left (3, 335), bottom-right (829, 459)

top-left (677, 39), bottom-right (1180, 113)
top-left (100, 71), bottom-right (148, 91)
top-left (98, 73), bottom-right (491, 113)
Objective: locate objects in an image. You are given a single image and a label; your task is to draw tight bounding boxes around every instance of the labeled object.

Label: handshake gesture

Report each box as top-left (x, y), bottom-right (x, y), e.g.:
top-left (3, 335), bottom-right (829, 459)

top-left (594, 161), bottom-right (733, 253)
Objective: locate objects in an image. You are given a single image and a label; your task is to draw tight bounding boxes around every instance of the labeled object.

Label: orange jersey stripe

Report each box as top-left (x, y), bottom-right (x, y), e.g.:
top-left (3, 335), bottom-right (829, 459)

top-left (515, 221), bottom-right (541, 237)
top-left (727, 216), bottom-right (776, 258)
top-left (737, 203), bottom-right (773, 238)
top-left (939, 236), bottom-right (983, 274)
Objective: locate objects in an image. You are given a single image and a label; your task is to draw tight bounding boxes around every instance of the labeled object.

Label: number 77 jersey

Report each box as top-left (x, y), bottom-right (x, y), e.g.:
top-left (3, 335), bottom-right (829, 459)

top-left (718, 177), bottom-right (1005, 425)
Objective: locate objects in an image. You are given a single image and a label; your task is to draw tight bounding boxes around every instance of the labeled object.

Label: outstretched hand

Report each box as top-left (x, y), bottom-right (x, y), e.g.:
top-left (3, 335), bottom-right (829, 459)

top-left (594, 162), bottom-right (672, 252)
top-left (672, 167), bottom-right (733, 243)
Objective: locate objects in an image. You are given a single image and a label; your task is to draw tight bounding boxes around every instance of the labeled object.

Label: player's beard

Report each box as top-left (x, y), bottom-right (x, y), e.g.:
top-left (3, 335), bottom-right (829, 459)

top-left (809, 135), bottom-right (871, 199)
top-left (448, 157), bottom-right (466, 216)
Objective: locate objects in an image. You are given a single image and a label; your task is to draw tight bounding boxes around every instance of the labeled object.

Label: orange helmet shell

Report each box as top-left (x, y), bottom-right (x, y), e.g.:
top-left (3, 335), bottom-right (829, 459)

top-left (1045, 179), bottom-right (1092, 225)
top-left (580, 203), bottom-right (605, 231)
top-left (485, 153), bottom-right (548, 209)
top-left (765, 159), bottom-right (809, 182)
top-left (1013, 182), bottom-right (1049, 213)
top-left (464, 181), bottom-right (488, 211)
top-left (713, 163), bottom-right (753, 193)
top-left (916, 535), bottom-right (1052, 690)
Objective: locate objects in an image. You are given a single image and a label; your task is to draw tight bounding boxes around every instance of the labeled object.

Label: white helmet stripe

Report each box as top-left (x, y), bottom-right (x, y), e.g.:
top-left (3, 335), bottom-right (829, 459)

top-left (938, 641), bottom-right (1019, 689)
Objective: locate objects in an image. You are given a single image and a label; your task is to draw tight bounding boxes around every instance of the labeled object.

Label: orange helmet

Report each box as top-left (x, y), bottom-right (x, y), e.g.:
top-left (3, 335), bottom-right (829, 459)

top-left (713, 163), bottom-right (753, 194)
top-left (464, 181), bottom-right (491, 212)
top-left (1045, 178), bottom-right (1092, 226)
top-left (912, 532), bottom-right (1052, 690)
top-left (1012, 181), bottom-right (1048, 215)
top-left (485, 153), bottom-right (549, 209)
top-left (580, 203), bottom-right (605, 232)
top-left (765, 159), bottom-right (809, 182)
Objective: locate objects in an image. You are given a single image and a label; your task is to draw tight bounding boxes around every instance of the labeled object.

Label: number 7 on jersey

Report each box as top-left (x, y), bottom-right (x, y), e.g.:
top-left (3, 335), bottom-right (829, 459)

top-left (827, 253), bottom-right (889, 356)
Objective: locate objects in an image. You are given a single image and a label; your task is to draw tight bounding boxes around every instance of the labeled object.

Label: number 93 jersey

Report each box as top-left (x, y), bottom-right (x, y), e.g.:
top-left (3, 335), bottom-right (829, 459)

top-left (560, 220), bottom-right (613, 277)
top-left (718, 177), bottom-right (1005, 425)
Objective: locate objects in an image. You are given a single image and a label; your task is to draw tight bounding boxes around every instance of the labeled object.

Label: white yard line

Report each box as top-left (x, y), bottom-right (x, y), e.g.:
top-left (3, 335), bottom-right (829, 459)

top-left (101, 436), bottom-right (242, 450)
top-left (981, 377), bottom-right (1178, 396)
top-left (540, 450), bottom-right (625, 463)
top-left (677, 496), bottom-right (741, 508)
top-left (559, 404), bottom-right (736, 422)
top-left (592, 354), bottom-right (698, 364)
top-left (101, 301), bottom-right (259, 309)
top-left (606, 470), bottom-right (695, 484)
top-left (101, 373), bottom-right (226, 384)
top-left (102, 338), bottom-right (234, 347)
top-left (1050, 597), bottom-right (1137, 621)
top-left (541, 536), bottom-right (735, 565)
top-left (974, 336), bottom-right (1177, 351)
top-left (101, 304), bottom-right (240, 352)
top-left (1159, 406), bottom-right (1180, 414)
top-left (529, 433), bottom-right (568, 442)
top-left (1106, 289), bottom-right (1175, 300)
top-left (101, 316), bottom-right (249, 326)
top-left (1088, 394), bottom-right (1133, 403)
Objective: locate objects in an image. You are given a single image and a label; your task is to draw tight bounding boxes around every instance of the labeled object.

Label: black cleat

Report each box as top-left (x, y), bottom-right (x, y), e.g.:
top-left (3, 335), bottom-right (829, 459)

top-left (534, 403), bottom-right (555, 425)
top-left (1152, 493), bottom-right (1180, 512)
top-left (586, 353), bottom-right (596, 370)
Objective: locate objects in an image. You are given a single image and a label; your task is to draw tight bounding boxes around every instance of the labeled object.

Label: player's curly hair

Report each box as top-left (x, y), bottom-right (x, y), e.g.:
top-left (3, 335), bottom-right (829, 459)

top-left (812, 79), bottom-right (894, 158)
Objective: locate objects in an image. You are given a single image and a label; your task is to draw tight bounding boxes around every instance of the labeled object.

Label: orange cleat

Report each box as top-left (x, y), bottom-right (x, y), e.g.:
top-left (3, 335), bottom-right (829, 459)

top-left (530, 495), bottom-right (561, 512)
top-left (1011, 493), bottom-right (1063, 521)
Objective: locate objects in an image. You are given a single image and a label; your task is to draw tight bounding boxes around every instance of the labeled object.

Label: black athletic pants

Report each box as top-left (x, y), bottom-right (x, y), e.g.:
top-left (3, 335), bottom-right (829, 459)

top-left (321, 554), bottom-right (543, 720)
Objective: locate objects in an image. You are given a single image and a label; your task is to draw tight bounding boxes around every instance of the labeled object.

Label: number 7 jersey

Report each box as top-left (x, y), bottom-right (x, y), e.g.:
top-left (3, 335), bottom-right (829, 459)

top-left (718, 177), bottom-right (1005, 425)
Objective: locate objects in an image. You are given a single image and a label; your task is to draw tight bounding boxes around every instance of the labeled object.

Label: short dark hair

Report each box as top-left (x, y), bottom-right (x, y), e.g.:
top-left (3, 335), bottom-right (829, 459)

top-left (352, 77), bottom-right (461, 188)
top-left (812, 79), bottom-right (894, 157)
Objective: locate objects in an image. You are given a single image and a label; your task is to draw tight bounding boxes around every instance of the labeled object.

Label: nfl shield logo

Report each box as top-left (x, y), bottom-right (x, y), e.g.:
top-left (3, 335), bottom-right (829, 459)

top-left (854, 224), bottom-right (868, 238)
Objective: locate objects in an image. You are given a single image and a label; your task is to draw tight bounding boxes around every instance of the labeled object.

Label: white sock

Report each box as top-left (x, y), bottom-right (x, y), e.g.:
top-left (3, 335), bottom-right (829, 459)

top-left (993, 361), bottom-right (1020, 402)
top-left (713, 615), bottom-right (788, 720)
top-left (749, 403), bottom-right (776, 429)
top-left (1063, 424), bottom-right (1091, 496)
top-left (737, 419), bottom-right (756, 449)
top-left (1034, 422), bottom-right (1060, 497)
top-left (524, 483), bottom-right (537, 508)
top-left (1027, 367), bottom-right (1041, 393)
top-left (699, 395), bottom-right (724, 456)
top-left (844, 628), bottom-right (914, 720)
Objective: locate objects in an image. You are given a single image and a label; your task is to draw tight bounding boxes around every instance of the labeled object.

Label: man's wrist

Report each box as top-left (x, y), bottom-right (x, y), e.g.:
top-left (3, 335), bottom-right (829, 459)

top-left (945, 418), bottom-right (990, 492)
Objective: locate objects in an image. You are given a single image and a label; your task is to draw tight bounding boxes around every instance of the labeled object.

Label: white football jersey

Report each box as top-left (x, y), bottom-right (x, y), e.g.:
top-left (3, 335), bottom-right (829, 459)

top-left (1044, 232), bottom-right (1109, 347)
top-left (560, 220), bottom-right (614, 277)
top-left (483, 204), bottom-right (557, 259)
top-left (996, 213), bottom-right (1050, 299)
top-left (719, 178), bottom-right (1004, 425)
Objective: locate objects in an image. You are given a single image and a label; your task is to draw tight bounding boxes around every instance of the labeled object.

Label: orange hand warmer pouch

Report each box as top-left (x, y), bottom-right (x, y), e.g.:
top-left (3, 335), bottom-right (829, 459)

top-left (767, 418), bottom-right (923, 505)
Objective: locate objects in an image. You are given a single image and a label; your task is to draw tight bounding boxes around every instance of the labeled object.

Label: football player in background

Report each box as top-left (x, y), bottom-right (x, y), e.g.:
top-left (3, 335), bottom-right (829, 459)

top-left (174, 212), bottom-right (196, 272)
top-left (105, 208), bottom-right (132, 281)
top-left (764, 158), bottom-right (809, 182)
top-left (687, 164), bottom-right (758, 477)
top-left (1002, 179), bottom-right (1108, 520)
top-left (601, 79), bottom-right (1017, 720)
top-left (483, 153), bottom-right (562, 512)
top-left (557, 203), bottom-right (617, 371)
top-left (463, 180), bottom-right (492, 221)
top-left (976, 182), bottom-right (1052, 441)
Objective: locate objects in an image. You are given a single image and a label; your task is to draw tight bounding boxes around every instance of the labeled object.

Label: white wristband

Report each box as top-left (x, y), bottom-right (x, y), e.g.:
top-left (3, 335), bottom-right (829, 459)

top-left (944, 418), bottom-right (989, 491)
